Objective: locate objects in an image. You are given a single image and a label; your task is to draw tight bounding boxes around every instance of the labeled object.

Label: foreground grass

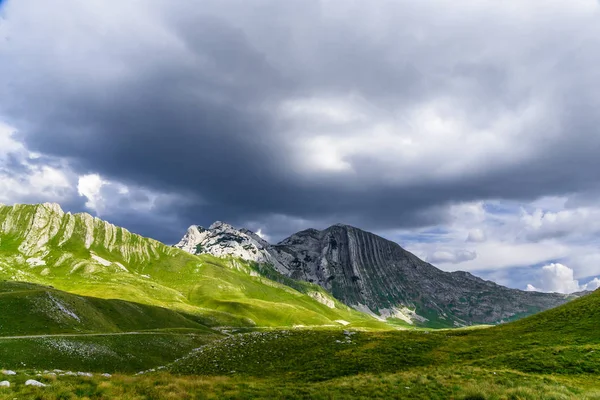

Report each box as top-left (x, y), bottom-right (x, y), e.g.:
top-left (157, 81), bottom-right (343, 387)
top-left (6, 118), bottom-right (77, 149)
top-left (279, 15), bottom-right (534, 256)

top-left (2, 287), bottom-right (600, 398)
top-left (0, 368), bottom-right (599, 400)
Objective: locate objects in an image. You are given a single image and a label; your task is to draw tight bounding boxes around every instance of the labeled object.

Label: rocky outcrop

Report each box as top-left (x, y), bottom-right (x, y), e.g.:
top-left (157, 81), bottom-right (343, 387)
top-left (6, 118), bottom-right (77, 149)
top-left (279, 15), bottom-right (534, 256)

top-left (175, 222), bottom-right (289, 274)
top-left (176, 222), bottom-right (577, 326)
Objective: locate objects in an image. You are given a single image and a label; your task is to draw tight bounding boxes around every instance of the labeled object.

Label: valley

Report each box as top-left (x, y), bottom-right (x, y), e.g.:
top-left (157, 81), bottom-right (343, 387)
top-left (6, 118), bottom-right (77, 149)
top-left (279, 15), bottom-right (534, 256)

top-left (0, 203), bottom-right (598, 399)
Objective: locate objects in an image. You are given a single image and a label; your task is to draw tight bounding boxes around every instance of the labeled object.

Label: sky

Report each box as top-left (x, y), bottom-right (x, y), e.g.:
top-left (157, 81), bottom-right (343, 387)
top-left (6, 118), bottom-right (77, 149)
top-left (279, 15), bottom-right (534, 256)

top-left (1, 0), bottom-right (600, 293)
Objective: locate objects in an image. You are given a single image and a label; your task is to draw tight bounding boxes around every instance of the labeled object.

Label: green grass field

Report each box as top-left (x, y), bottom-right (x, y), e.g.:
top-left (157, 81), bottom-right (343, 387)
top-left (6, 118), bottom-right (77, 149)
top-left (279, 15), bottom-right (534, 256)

top-left (0, 289), bottom-right (597, 398)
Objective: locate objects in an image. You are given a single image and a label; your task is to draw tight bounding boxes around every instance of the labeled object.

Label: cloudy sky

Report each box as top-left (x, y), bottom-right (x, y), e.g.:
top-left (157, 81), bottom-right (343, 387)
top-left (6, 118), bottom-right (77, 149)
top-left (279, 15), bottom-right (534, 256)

top-left (1, 0), bottom-right (600, 293)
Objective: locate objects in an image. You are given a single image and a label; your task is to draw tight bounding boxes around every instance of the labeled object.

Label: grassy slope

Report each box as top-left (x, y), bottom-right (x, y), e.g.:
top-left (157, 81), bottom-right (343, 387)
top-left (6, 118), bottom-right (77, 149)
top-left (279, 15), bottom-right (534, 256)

top-left (0, 281), bottom-right (222, 373)
top-left (171, 289), bottom-right (600, 378)
top-left (0, 281), bottom-right (213, 336)
top-left (151, 290), bottom-right (600, 398)
top-left (0, 333), bottom-right (219, 374)
top-left (0, 203), bottom-right (387, 329)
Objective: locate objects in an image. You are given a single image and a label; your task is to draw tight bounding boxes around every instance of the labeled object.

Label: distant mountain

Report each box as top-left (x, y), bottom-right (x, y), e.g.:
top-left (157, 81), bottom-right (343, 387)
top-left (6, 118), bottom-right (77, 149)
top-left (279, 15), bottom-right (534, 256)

top-left (176, 222), bottom-right (577, 327)
top-left (0, 203), bottom-right (385, 329)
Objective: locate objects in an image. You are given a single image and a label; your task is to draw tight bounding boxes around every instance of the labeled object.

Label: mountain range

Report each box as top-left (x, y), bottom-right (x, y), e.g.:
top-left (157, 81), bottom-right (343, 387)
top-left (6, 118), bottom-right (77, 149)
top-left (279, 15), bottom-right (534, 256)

top-left (0, 202), bottom-right (580, 330)
top-left (176, 220), bottom-right (576, 327)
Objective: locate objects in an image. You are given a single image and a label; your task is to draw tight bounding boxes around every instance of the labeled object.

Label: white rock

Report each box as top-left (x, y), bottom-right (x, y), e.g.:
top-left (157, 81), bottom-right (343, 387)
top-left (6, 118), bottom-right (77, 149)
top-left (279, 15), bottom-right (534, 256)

top-left (308, 292), bottom-right (335, 308)
top-left (90, 253), bottom-right (112, 267)
top-left (25, 379), bottom-right (46, 387)
top-left (101, 373), bottom-right (112, 378)
top-left (0, 381), bottom-right (10, 387)
top-left (174, 223), bottom-right (290, 273)
top-left (1, 371), bottom-right (16, 376)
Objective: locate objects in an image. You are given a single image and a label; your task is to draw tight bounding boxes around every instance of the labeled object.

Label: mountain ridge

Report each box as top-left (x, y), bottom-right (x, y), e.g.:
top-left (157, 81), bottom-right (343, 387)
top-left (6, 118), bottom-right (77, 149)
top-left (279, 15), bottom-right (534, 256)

top-left (0, 202), bottom-right (388, 329)
top-left (176, 221), bottom-right (577, 327)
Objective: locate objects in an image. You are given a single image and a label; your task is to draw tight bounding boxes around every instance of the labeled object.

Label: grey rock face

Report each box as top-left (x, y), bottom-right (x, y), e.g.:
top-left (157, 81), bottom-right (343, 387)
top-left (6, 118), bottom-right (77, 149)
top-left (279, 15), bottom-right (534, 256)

top-left (174, 222), bottom-right (289, 274)
top-left (176, 222), bottom-right (576, 326)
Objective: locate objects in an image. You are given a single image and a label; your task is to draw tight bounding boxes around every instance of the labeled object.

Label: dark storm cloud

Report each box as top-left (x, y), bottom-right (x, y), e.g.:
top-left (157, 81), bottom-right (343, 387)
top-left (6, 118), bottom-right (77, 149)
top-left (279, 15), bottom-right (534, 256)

top-left (1, 0), bottom-right (600, 242)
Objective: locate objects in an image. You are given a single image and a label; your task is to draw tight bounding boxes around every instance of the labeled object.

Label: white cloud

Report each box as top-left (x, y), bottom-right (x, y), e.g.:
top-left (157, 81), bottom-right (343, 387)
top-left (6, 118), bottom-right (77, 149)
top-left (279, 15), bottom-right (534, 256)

top-left (467, 228), bottom-right (486, 243)
top-left (0, 165), bottom-right (73, 204)
top-left (78, 172), bottom-right (188, 217)
top-left (0, 123), bottom-right (75, 204)
top-left (585, 278), bottom-right (600, 291)
top-left (567, 253), bottom-right (600, 281)
top-left (388, 196), bottom-right (600, 294)
top-left (77, 174), bottom-right (107, 214)
top-left (255, 229), bottom-right (270, 242)
top-left (427, 249), bottom-right (477, 264)
top-left (526, 263), bottom-right (600, 294)
top-left (520, 207), bottom-right (600, 241)
top-left (0, 123), bottom-right (23, 155)
top-left (286, 96), bottom-right (552, 184)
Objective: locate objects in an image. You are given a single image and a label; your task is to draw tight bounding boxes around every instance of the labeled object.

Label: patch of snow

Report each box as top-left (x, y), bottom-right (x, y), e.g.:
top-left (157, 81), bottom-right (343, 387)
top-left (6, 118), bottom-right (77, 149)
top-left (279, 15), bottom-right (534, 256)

top-left (0, 381), bottom-right (9, 387)
top-left (335, 320), bottom-right (350, 326)
top-left (1, 370), bottom-right (15, 376)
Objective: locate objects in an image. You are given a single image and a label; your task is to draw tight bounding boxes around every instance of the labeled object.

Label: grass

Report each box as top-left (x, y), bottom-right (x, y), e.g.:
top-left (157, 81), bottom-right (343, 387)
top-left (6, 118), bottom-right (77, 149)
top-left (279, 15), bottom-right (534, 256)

top-left (0, 332), bottom-right (218, 373)
top-left (0, 291), bottom-right (598, 398)
top-left (0, 368), bottom-right (598, 399)
top-left (0, 282), bottom-right (215, 336)
top-left (0, 282), bottom-right (223, 373)
top-left (169, 289), bottom-right (600, 380)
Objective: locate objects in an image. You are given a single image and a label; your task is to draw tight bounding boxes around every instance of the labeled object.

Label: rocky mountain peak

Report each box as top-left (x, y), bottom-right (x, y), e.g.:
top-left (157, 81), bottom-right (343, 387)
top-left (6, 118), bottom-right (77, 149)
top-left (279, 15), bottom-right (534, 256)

top-left (208, 221), bottom-right (236, 231)
top-left (40, 202), bottom-right (65, 215)
top-left (174, 222), bottom-right (290, 273)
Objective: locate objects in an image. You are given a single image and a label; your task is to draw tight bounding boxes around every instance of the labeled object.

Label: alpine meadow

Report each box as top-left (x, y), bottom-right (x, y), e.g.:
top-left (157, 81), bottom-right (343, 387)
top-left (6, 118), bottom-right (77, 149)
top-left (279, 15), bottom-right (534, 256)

top-left (1, 0), bottom-right (600, 399)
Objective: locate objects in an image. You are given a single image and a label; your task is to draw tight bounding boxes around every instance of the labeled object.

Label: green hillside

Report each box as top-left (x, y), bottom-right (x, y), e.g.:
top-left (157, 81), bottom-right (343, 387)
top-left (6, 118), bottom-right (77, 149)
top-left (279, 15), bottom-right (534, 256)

top-left (0, 281), bottom-right (223, 373)
top-left (171, 289), bottom-right (600, 377)
top-left (160, 290), bottom-right (600, 398)
top-left (0, 281), bottom-right (213, 336)
top-left (0, 203), bottom-right (386, 329)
